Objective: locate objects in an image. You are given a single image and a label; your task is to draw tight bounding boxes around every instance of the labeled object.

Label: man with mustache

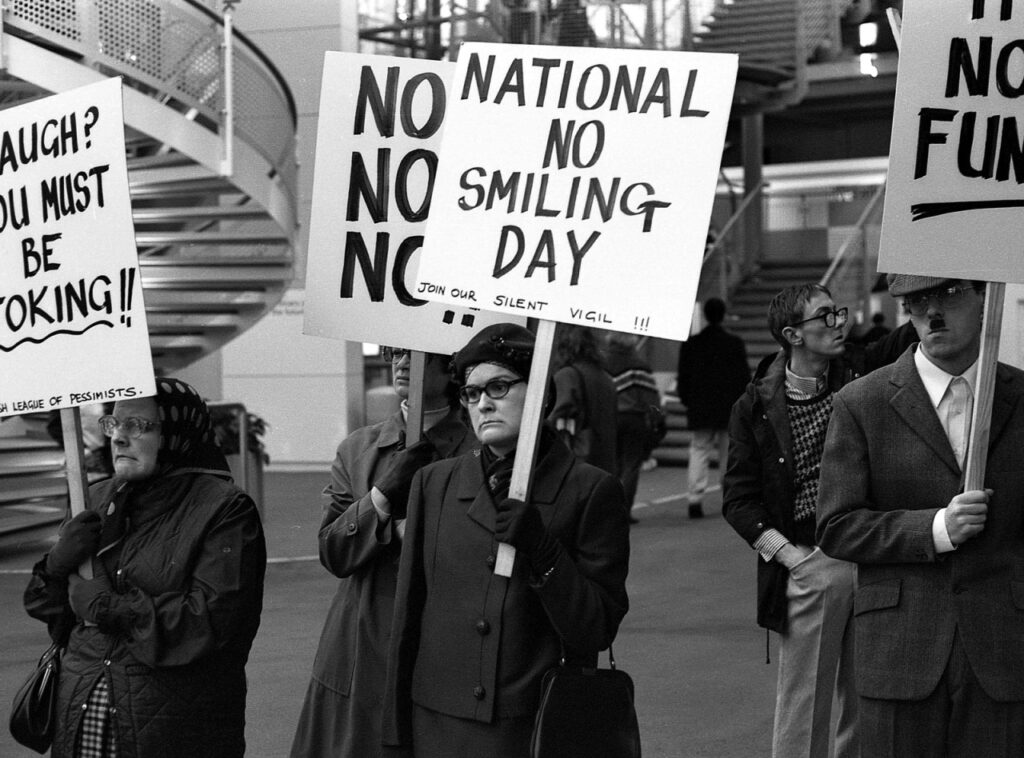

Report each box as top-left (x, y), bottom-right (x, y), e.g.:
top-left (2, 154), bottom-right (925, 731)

top-left (818, 274), bottom-right (1024, 756)
top-left (724, 283), bottom-right (861, 758)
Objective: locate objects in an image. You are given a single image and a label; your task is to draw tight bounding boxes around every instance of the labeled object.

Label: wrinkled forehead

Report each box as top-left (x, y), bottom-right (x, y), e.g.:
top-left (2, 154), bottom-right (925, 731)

top-left (112, 396), bottom-right (159, 421)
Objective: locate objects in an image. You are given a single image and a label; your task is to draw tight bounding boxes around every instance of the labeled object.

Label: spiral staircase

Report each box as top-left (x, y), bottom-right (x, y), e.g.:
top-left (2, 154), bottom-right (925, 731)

top-left (0, 0), bottom-right (297, 538)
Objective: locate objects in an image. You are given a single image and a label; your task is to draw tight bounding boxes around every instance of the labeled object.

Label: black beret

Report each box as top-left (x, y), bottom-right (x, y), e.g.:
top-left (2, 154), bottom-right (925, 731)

top-left (452, 323), bottom-right (535, 382)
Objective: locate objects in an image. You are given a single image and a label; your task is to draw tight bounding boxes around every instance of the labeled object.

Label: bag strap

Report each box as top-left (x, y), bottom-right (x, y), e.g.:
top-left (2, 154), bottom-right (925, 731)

top-left (558, 642), bottom-right (617, 670)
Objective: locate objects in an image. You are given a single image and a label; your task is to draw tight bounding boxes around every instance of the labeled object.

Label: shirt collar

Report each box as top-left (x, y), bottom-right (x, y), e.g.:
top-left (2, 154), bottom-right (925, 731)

top-left (913, 345), bottom-right (978, 408)
top-left (785, 362), bottom-right (828, 396)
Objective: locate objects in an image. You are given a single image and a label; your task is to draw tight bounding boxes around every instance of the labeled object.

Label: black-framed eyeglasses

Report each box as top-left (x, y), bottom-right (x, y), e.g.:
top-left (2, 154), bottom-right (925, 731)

top-left (98, 415), bottom-right (160, 439)
top-left (902, 285), bottom-right (977, 317)
top-left (458, 378), bottom-right (524, 405)
top-left (793, 307), bottom-right (849, 329)
top-left (381, 346), bottom-right (409, 363)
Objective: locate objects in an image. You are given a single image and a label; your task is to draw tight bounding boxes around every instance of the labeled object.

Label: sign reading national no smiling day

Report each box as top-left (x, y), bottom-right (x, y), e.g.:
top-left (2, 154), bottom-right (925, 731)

top-left (880, 0), bottom-right (1024, 281)
top-left (413, 42), bottom-right (737, 341)
top-left (0, 78), bottom-right (154, 417)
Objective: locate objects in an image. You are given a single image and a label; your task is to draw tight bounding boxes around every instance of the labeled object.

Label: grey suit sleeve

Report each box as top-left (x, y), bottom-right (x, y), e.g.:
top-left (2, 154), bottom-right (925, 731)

top-left (816, 391), bottom-right (937, 564)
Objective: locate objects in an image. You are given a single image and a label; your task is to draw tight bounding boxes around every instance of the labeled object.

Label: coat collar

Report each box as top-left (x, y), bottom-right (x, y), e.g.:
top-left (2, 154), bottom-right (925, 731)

top-left (375, 407), bottom-right (473, 456)
top-left (461, 430), bottom-right (575, 533)
top-left (888, 347), bottom-right (961, 475)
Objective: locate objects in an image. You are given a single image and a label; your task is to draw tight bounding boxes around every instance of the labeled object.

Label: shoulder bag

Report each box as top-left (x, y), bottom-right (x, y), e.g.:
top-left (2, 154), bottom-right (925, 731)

top-left (9, 641), bottom-right (61, 754)
top-left (530, 646), bottom-right (641, 758)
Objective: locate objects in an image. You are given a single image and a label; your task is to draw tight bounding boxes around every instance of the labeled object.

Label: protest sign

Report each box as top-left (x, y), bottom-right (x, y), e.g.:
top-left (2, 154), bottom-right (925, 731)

top-left (0, 77), bottom-right (154, 417)
top-left (879, 0), bottom-right (1024, 281)
top-left (304, 52), bottom-right (523, 354)
top-left (413, 42), bottom-right (737, 340)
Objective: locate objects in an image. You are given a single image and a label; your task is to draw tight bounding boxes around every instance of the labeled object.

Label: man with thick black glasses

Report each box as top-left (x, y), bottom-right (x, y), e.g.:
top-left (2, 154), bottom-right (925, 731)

top-left (724, 283), bottom-right (862, 758)
top-left (818, 274), bottom-right (1024, 756)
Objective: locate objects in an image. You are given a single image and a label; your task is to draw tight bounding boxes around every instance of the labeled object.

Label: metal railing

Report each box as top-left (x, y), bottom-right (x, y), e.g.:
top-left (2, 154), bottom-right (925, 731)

top-left (819, 180), bottom-right (887, 325)
top-left (702, 179), bottom-right (768, 302)
top-left (4, 0), bottom-right (297, 200)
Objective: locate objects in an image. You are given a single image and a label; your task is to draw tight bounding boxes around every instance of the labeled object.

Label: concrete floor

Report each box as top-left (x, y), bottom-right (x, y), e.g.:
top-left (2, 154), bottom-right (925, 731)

top-left (0, 464), bottom-right (776, 757)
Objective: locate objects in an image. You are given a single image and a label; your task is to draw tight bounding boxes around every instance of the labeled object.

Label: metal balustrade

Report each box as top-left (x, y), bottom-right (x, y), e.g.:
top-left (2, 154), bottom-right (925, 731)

top-left (0, 0), bottom-right (298, 537)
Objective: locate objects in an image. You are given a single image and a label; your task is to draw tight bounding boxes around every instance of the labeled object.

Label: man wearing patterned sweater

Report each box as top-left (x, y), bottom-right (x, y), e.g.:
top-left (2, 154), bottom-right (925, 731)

top-left (723, 283), bottom-right (862, 758)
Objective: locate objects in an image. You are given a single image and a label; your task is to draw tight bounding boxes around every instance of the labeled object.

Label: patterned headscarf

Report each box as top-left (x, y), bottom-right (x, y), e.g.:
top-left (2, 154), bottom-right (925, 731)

top-left (153, 377), bottom-right (230, 475)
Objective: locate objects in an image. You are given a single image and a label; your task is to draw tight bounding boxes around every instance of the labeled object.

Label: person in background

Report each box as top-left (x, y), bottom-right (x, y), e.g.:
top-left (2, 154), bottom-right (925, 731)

top-left (677, 297), bottom-right (750, 518)
top-left (290, 347), bottom-right (474, 758)
top-left (548, 324), bottom-right (619, 476)
top-left (602, 330), bottom-right (663, 523)
top-left (24, 378), bottom-right (266, 758)
top-left (818, 275), bottom-right (1024, 757)
top-left (384, 323), bottom-right (629, 757)
top-left (723, 284), bottom-right (861, 758)
top-left (859, 311), bottom-right (891, 344)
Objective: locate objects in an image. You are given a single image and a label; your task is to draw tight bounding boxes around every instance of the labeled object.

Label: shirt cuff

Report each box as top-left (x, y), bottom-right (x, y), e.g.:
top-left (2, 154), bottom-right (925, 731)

top-left (753, 529), bottom-right (789, 563)
top-left (932, 508), bottom-right (956, 553)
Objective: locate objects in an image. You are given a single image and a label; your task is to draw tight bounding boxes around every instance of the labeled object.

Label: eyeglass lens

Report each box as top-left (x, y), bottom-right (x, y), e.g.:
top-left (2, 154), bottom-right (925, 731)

top-left (99, 416), bottom-right (157, 439)
top-left (460, 379), bottom-right (519, 404)
top-left (905, 287), bottom-right (969, 316)
top-left (382, 347), bottom-right (409, 362)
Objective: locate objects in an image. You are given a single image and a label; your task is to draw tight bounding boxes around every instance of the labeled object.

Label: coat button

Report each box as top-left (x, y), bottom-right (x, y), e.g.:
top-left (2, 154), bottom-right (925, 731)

top-left (778, 457), bottom-right (785, 464)
top-left (346, 522), bottom-right (357, 534)
top-left (473, 686), bottom-right (486, 700)
top-left (475, 619), bottom-right (491, 635)
top-left (485, 554), bottom-right (496, 568)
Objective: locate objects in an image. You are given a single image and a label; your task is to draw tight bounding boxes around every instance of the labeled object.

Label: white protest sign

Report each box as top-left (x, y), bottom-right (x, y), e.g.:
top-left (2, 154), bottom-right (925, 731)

top-left (304, 52), bottom-right (523, 353)
top-left (0, 78), bottom-right (154, 417)
top-left (413, 42), bottom-right (737, 340)
top-left (879, 0), bottom-right (1024, 281)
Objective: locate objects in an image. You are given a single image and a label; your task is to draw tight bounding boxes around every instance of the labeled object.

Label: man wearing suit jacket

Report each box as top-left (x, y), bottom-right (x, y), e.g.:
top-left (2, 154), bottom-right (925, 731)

top-left (817, 273), bottom-right (1024, 757)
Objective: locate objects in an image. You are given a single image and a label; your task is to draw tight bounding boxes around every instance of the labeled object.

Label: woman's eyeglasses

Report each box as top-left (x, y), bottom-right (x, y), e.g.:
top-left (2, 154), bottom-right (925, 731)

top-left (458, 378), bottom-right (524, 405)
top-left (98, 416), bottom-right (160, 439)
top-left (793, 307), bottom-right (849, 329)
top-left (902, 285), bottom-right (976, 317)
top-left (381, 347), bottom-right (409, 363)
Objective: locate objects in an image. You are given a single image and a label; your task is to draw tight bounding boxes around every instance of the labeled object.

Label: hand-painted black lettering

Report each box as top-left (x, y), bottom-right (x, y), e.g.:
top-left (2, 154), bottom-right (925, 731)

top-left (346, 149), bottom-right (390, 222)
top-left (399, 73), bottom-right (446, 138)
top-left (392, 235), bottom-right (428, 306)
top-left (915, 107), bottom-right (957, 179)
top-left (340, 231), bottom-right (389, 302)
top-left (394, 148), bottom-right (437, 222)
top-left (354, 66), bottom-right (398, 137)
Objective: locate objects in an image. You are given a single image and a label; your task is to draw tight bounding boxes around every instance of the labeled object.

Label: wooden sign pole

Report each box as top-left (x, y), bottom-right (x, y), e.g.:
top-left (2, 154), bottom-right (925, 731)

top-left (494, 319), bottom-right (558, 578)
top-left (60, 407), bottom-right (93, 579)
top-left (405, 351), bottom-right (427, 445)
top-left (964, 281), bottom-right (1004, 491)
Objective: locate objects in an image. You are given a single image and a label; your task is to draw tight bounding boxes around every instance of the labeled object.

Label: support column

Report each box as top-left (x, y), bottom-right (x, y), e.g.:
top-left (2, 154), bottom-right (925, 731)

top-left (741, 112), bottom-right (764, 271)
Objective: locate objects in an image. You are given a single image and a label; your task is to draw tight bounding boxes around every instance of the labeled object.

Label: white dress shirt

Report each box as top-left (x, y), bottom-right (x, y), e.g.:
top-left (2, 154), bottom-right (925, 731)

top-left (914, 346), bottom-right (978, 553)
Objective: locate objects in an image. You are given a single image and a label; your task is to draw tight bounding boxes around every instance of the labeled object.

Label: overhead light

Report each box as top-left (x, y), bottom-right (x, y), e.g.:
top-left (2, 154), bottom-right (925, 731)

top-left (859, 21), bottom-right (878, 48)
top-left (860, 52), bottom-right (879, 78)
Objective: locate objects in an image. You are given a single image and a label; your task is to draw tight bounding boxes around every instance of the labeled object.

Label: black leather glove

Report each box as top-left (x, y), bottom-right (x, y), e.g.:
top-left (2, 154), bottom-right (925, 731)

top-left (494, 498), bottom-right (561, 574)
top-left (374, 439), bottom-right (436, 519)
top-left (67, 572), bottom-right (112, 625)
top-left (46, 511), bottom-right (101, 578)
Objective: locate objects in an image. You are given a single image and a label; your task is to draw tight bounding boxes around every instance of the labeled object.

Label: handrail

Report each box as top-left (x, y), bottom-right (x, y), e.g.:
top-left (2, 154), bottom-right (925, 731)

top-left (703, 179), bottom-right (768, 266)
top-left (819, 179), bottom-right (886, 287)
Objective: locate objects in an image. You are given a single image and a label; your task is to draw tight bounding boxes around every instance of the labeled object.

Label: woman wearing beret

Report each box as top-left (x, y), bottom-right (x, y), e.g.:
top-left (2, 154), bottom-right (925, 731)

top-left (383, 323), bottom-right (631, 756)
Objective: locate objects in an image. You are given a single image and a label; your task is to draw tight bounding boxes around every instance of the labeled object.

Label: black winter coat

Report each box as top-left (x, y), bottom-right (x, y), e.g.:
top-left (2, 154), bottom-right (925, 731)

top-left (677, 324), bottom-right (750, 429)
top-left (722, 350), bottom-right (860, 632)
top-left (24, 472), bottom-right (266, 758)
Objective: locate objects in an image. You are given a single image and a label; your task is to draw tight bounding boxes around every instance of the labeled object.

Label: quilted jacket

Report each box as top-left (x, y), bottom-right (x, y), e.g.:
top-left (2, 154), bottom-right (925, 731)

top-left (24, 471), bottom-right (266, 758)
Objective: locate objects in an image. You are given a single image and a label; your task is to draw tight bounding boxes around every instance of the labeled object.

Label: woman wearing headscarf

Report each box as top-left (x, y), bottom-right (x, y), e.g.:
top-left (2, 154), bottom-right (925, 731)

top-left (290, 347), bottom-right (474, 758)
top-left (383, 323), bottom-right (630, 757)
top-left (24, 378), bottom-right (266, 758)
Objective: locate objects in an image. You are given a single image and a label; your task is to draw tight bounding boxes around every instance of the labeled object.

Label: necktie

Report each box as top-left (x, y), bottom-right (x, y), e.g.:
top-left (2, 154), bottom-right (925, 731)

top-left (947, 377), bottom-right (974, 468)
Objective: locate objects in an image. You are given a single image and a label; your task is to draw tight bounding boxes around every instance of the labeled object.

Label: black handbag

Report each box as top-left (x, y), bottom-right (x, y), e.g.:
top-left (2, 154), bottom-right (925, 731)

top-left (530, 646), bottom-right (641, 758)
top-left (9, 642), bottom-right (61, 754)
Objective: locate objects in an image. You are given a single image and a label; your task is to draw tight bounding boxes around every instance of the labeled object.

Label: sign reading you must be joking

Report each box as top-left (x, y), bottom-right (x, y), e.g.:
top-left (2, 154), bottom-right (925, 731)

top-left (414, 43), bottom-right (737, 341)
top-left (0, 78), bottom-right (154, 417)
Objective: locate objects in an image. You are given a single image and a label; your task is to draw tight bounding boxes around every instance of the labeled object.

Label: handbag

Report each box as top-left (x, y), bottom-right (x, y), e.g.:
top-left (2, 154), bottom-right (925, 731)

top-left (9, 642), bottom-right (62, 754)
top-left (530, 646), bottom-right (641, 758)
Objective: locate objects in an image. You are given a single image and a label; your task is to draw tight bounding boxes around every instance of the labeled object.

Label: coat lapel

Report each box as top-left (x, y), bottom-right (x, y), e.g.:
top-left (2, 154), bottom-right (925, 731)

top-left (888, 350), bottom-right (961, 475)
top-left (459, 451), bottom-right (495, 533)
top-left (984, 364), bottom-right (1020, 453)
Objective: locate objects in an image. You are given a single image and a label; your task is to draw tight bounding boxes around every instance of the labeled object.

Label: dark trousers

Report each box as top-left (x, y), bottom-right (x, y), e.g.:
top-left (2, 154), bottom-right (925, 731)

top-left (859, 631), bottom-right (1024, 757)
top-left (615, 412), bottom-right (648, 507)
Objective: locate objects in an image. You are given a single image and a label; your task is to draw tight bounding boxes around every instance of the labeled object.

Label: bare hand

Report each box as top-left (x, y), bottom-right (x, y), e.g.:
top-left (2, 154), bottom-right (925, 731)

top-left (776, 543), bottom-right (813, 570)
top-left (945, 489), bottom-right (991, 545)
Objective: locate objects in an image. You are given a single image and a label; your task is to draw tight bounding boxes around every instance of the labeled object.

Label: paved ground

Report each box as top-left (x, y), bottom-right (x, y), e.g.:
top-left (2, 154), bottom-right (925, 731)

top-left (0, 463), bottom-right (776, 757)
